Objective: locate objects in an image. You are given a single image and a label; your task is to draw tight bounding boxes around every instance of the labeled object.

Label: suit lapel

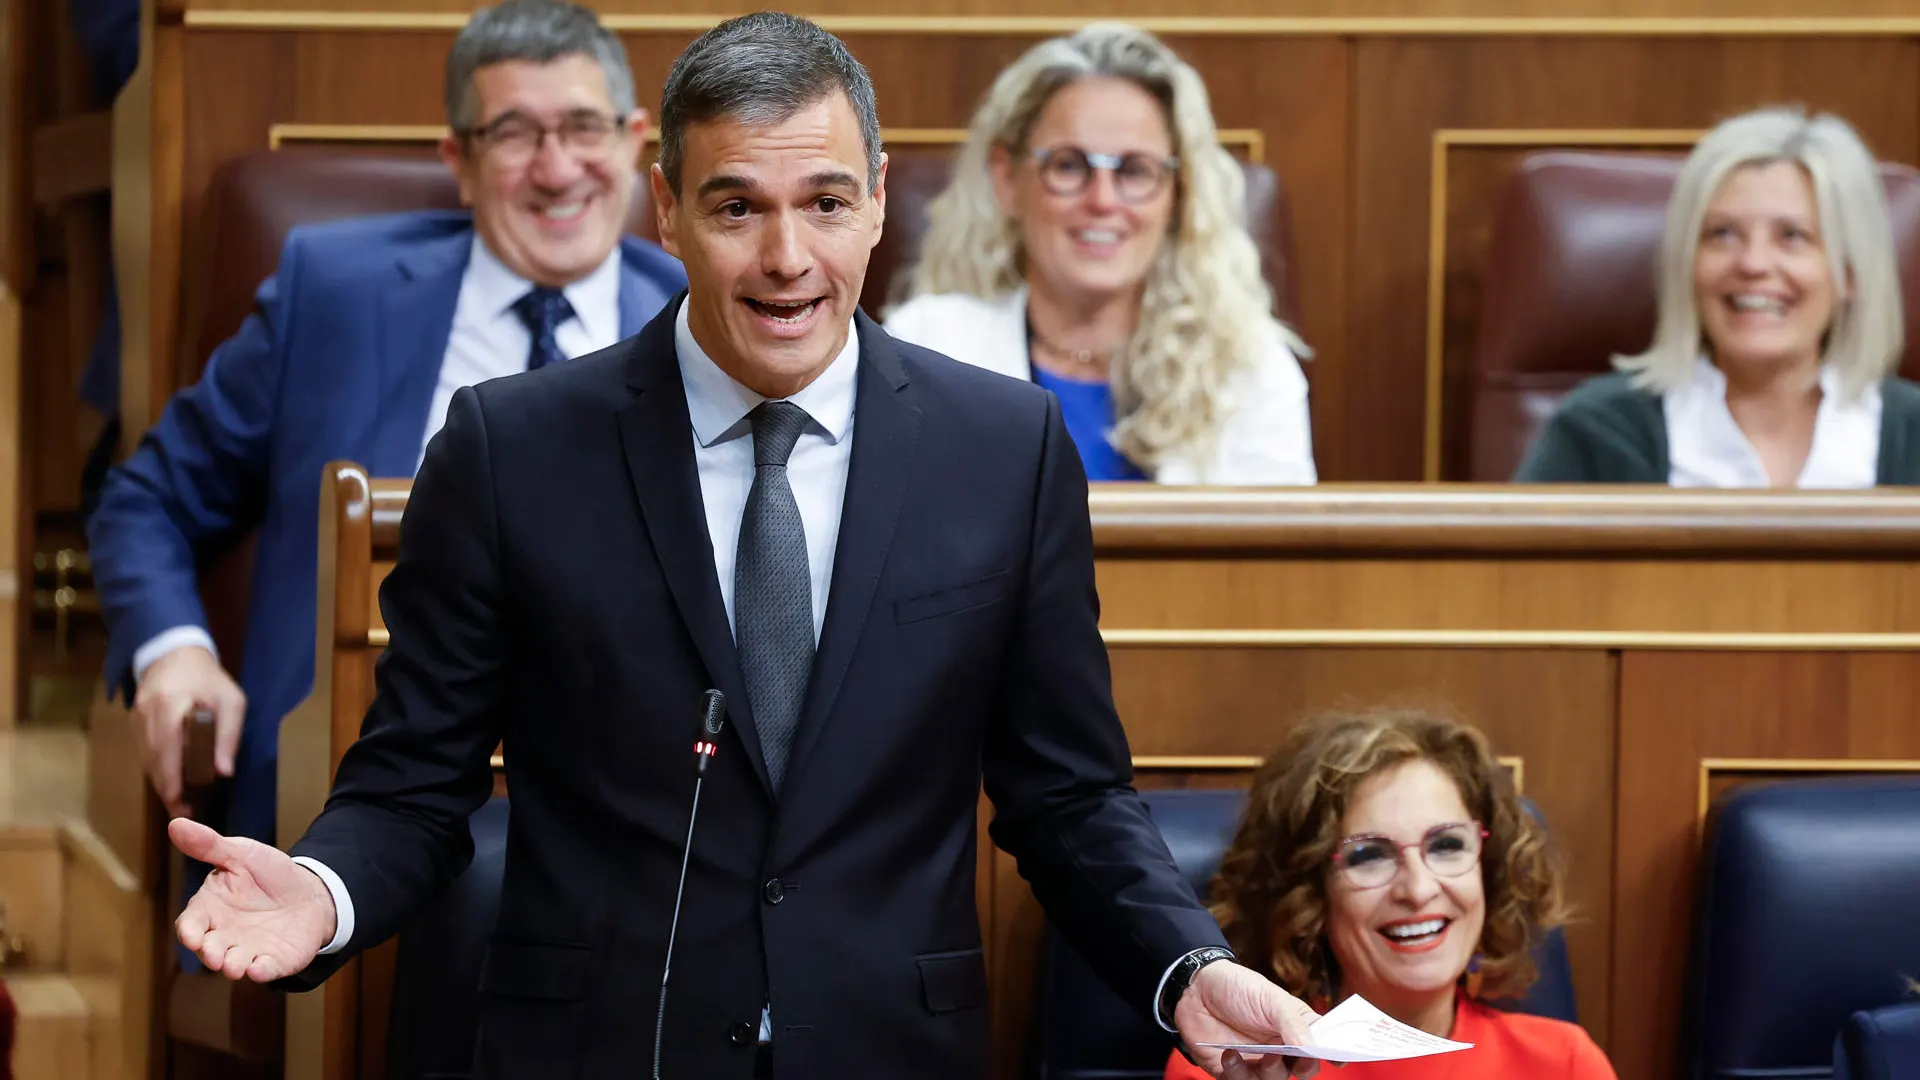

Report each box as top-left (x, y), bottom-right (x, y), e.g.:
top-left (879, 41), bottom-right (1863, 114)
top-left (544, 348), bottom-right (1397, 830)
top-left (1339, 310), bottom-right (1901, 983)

top-left (615, 300), bottom-right (770, 796)
top-left (370, 230), bottom-right (469, 477)
top-left (786, 313), bottom-right (923, 790)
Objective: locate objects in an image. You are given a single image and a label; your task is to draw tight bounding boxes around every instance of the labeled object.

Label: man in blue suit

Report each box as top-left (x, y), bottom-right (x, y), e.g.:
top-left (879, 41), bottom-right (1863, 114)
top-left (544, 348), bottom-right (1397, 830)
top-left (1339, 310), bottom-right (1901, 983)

top-left (88, 0), bottom-right (685, 852)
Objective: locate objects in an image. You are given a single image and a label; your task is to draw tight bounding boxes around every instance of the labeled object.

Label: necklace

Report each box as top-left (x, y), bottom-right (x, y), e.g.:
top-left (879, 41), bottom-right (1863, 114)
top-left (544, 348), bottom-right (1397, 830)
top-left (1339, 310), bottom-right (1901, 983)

top-left (1028, 323), bottom-right (1118, 377)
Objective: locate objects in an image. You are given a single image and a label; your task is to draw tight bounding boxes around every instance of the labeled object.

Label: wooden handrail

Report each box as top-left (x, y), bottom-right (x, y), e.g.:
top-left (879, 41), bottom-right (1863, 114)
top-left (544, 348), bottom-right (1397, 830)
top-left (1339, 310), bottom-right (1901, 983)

top-left (361, 482), bottom-right (1920, 558)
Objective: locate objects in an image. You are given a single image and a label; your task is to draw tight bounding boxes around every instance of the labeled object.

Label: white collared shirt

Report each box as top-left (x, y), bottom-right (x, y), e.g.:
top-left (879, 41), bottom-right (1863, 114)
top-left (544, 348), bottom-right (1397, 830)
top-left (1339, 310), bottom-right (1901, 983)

top-left (674, 296), bottom-right (858, 643)
top-left (1666, 356), bottom-right (1881, 488)
top-left (132, 235), bottom-right (627, 681)
top-left (424, 234), bottom-right (625, 467)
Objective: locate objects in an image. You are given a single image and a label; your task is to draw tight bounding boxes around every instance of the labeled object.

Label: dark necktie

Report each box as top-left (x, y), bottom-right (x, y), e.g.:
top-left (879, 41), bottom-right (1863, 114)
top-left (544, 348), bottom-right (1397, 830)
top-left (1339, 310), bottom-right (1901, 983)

top-left (512, 286), bottom-right (574, 370)
top-left (734, 401), bottom-right (814, 793)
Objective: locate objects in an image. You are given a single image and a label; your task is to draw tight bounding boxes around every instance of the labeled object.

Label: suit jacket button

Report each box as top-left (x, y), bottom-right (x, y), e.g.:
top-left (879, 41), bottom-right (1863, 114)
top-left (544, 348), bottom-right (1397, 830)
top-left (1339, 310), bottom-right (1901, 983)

top-left (763, 877), bottom-right (785, 904)
top-left (728, 1021), bottom-right (755, 1047)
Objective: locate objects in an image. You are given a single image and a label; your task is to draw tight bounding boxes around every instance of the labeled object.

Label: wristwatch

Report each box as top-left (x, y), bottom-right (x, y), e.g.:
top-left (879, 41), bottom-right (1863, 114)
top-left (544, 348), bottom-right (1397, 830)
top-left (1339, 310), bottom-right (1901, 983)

top-left (1157, 946), bottom-right (1236, 1028)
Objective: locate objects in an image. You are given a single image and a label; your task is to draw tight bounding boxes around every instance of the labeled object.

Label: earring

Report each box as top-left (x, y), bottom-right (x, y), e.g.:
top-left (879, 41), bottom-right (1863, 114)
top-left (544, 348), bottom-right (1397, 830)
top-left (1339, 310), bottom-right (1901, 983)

top-left (1462, 952), bottom-right (1485, 999)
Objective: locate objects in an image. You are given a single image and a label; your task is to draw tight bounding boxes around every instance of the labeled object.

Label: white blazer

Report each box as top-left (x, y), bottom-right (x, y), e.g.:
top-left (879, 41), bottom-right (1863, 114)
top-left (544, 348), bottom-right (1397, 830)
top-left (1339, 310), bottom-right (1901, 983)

top-left (885, 287), bottom-right (1317, 485)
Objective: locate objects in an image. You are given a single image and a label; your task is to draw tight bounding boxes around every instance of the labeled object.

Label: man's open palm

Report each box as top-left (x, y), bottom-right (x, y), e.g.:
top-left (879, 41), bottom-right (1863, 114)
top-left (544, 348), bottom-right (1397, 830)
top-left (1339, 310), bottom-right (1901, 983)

top-left (170, 818), bottom-right (336, 982)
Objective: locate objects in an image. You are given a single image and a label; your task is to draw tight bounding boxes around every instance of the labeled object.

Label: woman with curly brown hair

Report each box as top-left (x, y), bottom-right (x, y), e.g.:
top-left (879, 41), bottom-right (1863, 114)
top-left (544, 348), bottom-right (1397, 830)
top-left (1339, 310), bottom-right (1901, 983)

top-left (1166, 710), bottom-right (1616, 1078)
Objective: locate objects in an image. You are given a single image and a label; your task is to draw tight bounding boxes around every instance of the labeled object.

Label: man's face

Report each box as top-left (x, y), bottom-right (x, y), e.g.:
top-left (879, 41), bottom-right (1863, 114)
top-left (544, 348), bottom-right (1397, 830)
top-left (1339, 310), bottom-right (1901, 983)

top-left (440, 55), bottom-right (645, 287)
top-left (651, 91), bottom-right (886, 399)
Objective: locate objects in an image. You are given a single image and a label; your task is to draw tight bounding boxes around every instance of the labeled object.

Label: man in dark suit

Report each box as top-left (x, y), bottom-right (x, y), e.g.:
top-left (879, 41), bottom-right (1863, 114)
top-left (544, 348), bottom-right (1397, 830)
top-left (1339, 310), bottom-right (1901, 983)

top-left (89, 0), bottom-right (683, 854)
top-left (166, 11), bottom-right (1318, 1079)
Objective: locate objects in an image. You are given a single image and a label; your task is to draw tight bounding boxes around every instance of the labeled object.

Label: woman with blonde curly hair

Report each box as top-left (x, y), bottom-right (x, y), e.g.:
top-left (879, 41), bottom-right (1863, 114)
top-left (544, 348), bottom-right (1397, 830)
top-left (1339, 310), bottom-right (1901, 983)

top-left (885, 22), bottom-right (1314, 484)
top-left (1166, 710), bottom-right (1615, 1079)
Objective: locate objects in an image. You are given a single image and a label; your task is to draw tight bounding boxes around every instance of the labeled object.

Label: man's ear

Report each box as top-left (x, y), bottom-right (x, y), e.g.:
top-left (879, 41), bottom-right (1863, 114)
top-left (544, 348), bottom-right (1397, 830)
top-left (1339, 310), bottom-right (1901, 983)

top-left (438, 134), bottom-right (477, 206)
top-left (868, 152), bottom-right (888, 250)
top-left (650, 163), bottom-right (681, 259)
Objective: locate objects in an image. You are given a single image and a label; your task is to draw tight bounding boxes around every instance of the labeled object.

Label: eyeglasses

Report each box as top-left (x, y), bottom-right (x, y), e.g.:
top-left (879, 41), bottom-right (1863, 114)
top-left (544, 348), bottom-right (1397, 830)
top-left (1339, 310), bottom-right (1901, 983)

top-left (460, 109), bottom-right (625, 165)
top-left (1330, 821), bottom-right (1488, 890)
top-left (1028, 145), bottom-right (1178, 204)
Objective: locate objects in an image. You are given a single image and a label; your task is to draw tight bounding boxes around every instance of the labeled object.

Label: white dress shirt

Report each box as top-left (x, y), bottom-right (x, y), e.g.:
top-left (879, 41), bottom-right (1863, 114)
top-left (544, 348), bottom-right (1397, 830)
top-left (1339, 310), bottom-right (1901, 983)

top-left (130, 236), bottom-right (623, 681)
top-left (1666, 356), bottom-right (1881, 488)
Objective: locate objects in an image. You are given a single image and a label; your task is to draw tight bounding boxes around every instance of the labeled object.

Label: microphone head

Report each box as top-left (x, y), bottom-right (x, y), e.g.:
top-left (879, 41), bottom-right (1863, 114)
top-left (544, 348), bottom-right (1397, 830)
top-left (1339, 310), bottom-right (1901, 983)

top-left (700, 689), bottom-right (727, 736)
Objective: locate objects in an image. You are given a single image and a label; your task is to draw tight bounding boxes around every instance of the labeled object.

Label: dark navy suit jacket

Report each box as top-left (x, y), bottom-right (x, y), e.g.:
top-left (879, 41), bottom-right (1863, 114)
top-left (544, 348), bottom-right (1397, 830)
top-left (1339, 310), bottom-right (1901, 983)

top-left (284, 305), bottom-right (1227, 1077)
top-left (88, 210), bottom-right (684, 846)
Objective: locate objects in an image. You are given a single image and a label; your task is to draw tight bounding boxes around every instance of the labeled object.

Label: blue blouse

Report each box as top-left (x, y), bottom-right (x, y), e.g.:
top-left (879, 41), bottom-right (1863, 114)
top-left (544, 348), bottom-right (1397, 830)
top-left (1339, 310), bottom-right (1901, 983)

top-left (1031, 367), bottom-right (1146, 482)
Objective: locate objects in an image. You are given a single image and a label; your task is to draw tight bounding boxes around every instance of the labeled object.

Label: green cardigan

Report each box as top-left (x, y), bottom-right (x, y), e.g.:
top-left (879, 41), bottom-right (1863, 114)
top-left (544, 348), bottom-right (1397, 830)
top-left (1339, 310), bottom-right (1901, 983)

top-left (1512, 372), bottom-right (1920, 485)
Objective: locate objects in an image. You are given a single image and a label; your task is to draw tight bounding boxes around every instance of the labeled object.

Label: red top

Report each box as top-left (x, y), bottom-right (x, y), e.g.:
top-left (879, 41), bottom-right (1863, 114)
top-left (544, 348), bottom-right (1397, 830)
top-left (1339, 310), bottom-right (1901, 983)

top-left (1165, 997), bottom-right (1615, 1080)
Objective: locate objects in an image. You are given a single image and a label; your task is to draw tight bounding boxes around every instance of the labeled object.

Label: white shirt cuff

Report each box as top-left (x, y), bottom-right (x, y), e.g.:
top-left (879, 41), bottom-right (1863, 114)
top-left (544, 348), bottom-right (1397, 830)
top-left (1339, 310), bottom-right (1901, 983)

top-left (290, 856), bottom-right (354, 955)
top-left (133, 626), bottom-right (219, 682)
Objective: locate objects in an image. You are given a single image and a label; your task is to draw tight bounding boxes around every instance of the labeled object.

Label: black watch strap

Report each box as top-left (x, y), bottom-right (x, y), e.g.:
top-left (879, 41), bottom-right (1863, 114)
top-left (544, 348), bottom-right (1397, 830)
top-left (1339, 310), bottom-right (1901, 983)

top-left (1158, 945), bottom-right (1236, 1029)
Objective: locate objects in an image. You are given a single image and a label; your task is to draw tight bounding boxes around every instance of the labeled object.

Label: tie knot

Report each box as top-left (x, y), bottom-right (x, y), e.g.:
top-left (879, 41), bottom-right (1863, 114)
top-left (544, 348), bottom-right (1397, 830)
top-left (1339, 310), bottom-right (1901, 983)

top-left (512, 286), bottom-right (574, 337)
top-left (749, 401), bottom-right (810, 467)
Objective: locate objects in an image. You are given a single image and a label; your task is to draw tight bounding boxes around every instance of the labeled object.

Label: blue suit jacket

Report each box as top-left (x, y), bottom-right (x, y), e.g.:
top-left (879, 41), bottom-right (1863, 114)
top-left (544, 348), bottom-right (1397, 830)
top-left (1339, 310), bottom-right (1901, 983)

top-left (88, 210), bottom-right (685, 845)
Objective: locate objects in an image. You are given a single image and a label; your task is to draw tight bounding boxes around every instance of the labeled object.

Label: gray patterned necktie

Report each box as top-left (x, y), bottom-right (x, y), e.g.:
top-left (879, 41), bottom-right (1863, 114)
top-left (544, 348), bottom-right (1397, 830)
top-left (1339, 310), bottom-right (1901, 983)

top-left (734, 401), bottom-right (814, 792)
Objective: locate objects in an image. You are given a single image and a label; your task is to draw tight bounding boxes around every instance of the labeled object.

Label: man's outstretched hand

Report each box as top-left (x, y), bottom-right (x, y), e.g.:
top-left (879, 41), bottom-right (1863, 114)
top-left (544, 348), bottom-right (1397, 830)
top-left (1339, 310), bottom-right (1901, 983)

top-left (1175, 960), bottom-right (1323, 1078)
top-left (170, 817), bottom-right (336, 981)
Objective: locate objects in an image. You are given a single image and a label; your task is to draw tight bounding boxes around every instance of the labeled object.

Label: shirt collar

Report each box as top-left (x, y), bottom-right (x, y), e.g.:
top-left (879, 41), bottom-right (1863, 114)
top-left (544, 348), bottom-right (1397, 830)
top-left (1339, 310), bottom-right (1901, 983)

top-left (467, 232), bottom-right (623, 343)
top-left (1690, 354), bottom-right (1873, 410)
top-left (673, 296), bottom-right (859, 449)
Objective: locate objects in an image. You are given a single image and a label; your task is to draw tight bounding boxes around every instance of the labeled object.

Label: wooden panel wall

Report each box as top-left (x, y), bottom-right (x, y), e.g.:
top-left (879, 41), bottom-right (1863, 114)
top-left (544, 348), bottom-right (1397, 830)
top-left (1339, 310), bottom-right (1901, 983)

top-left (1613, 651), bottom-right (1920, 1079)
top-left (137, 14), bottom-right (1920, 482)
top-left (173, 0), bottom-right (1920, 21)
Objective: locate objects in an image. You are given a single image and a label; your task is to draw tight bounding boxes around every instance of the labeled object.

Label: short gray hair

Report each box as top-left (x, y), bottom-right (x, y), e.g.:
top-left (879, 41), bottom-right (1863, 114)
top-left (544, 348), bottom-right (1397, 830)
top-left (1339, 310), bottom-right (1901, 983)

top-left (1618, 105), bottom-right (1904, 401)
top-left (445, 0), bottom-right (637, 133)
top-left (657, 12), bottom-right (882, 195)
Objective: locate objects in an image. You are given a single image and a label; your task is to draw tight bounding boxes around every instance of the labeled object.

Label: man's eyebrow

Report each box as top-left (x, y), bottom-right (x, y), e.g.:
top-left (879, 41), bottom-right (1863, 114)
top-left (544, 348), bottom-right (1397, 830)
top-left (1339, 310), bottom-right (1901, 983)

top-left (805, 170), bottom-right (861, 193)
top-left (696, 173), bottom-right (758, 200)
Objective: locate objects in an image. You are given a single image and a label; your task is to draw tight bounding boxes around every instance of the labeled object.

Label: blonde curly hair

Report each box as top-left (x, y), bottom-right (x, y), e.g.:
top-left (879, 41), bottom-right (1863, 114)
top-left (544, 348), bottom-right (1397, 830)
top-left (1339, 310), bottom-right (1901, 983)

top-left (897, 21), bottom-right (1306, 471)
top-left (1209, 709), bottom-right (1572, 1004)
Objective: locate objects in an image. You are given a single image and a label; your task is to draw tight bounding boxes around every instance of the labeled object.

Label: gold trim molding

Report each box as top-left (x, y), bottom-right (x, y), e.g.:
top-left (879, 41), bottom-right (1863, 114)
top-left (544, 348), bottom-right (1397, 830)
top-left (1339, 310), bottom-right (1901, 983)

top-left (184, 12), bottom-right (1920, 36)
top-left (269, 123), bottom-right (448, 148)
top-left (1695, 757), bottom-right (1920, 835)
top-left (1100, 629), bottom-right (1920, 650)
top-left (396, 627), bottom-right (1920, 652)
top-left (487, 750), bottom-right (1526, 790)
top-left (1134, 755), bottom-right (1264, 770)
top-left (267, 122), bottom-right (1262, 163)
top-left (1420, 128), bottom-right (1703, 481)
top-left (1132, 754), bottom-right (1522, 791)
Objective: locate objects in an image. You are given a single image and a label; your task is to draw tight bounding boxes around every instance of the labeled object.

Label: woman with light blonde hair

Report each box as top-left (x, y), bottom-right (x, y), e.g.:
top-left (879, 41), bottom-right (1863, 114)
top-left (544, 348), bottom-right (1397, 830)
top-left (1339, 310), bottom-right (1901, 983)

top-left (1516, 105), bottom-right (1920, 487)
top-left (885, 22), bottom-right (1315, 484)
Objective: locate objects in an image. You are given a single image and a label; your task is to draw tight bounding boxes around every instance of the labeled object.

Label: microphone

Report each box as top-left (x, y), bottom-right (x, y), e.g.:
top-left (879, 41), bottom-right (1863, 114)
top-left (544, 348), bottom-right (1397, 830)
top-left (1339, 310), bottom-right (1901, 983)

top-left (655, 689), bottom-right (726, 1080)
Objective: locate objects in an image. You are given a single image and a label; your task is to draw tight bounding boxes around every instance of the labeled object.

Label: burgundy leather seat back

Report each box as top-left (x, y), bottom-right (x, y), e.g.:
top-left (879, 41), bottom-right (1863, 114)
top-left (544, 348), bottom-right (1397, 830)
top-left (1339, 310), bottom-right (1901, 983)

top-left (866, 145), bottom-right (1300, 326)
top-left (1469, 150), bottom-right (1920, 481)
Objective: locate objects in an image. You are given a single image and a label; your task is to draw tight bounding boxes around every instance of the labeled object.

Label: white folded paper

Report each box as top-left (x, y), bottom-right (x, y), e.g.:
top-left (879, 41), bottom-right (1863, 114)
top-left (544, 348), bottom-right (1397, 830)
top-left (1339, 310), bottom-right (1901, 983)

top-left (1197, 994), bottom-right (1474, 1063)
